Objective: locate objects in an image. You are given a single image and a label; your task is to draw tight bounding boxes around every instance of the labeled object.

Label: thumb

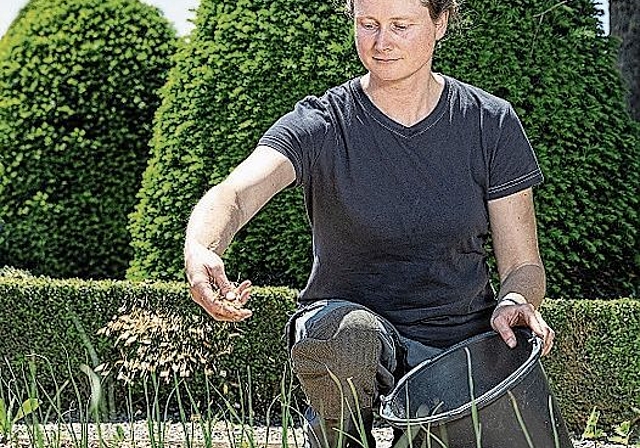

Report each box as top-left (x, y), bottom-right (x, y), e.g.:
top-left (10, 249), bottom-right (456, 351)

top-left (204, 263), bottom-right (232, 295)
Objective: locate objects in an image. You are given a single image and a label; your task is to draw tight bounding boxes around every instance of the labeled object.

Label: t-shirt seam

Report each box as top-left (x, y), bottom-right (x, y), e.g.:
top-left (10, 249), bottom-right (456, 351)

top-left (487, 169), bottom-right (542, 194)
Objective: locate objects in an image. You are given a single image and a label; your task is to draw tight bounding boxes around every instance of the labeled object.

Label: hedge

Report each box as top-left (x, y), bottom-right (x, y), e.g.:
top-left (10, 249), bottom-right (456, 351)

top-left (0, 272), bottom-right (638, 431)
top-left (127, 0), bottom-right (639, 299)
top-left (0, 0), bottom-right (176, 280)
top-left (0, 269), bottom-right (297, 413)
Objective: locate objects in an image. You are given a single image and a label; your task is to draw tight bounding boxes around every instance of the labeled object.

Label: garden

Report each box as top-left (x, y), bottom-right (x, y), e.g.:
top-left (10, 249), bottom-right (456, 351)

top-left (0, 0), bottom-right (638, 446)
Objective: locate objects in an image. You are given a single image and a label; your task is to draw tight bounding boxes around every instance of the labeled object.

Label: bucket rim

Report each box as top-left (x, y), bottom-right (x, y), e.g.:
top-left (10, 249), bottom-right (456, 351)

top-left (379, 329), bottom-right (542, 427)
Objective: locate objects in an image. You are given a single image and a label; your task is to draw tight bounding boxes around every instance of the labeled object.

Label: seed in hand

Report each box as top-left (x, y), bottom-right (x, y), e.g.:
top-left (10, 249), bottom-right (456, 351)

top-left (217, 285), bottom-right (242, 309)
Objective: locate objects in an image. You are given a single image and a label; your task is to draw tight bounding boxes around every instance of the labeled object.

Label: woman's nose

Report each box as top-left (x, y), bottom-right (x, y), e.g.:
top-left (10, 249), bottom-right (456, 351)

top-left (374, 27), bottom-right (393, 52)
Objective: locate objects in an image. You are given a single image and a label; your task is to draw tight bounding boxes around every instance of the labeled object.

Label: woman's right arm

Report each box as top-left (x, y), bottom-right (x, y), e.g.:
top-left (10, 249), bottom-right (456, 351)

top-left (184, 145), bottom-right (296, 322)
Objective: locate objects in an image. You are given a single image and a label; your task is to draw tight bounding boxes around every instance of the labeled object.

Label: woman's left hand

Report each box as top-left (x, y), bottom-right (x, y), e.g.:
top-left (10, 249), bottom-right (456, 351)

top-left (490, 302), bottom-right (555, 356)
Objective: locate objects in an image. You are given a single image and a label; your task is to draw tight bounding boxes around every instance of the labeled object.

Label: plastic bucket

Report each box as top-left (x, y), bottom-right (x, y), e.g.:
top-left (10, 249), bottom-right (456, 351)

top-left (379, 328), bottom-right (573, 448)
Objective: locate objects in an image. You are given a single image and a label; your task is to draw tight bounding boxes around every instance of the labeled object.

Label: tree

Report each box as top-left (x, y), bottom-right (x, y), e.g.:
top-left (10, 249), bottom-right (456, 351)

top-left (0, 0), bottom-right (177, 279)
top-left (610, 0), bottom-right (640, 120)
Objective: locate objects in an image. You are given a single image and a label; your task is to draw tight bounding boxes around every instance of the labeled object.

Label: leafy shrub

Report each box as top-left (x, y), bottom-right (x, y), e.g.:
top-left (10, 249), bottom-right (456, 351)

top-left (0, 275), bottom-right (638, 429)
top-left (126, 0), bottom-right (358, 284)
top-left (0, 0), bottom-right (177, 279)
top-left (127, 0), bottom-right (638, 299)
top-left (0, 275), bottom-right (123, 399)
top-left (541, 298), bottom-right (640, 431)
top-left (0, 266), bottom-right (34, 279)
top-left (0, 275), bottom-right (297, 413)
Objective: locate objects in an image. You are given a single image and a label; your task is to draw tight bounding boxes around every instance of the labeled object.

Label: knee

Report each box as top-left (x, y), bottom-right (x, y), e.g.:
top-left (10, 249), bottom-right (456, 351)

top-left (304, 307), bottom-right (381, 342)
top-left (291, 308), bottom-right (381, 370)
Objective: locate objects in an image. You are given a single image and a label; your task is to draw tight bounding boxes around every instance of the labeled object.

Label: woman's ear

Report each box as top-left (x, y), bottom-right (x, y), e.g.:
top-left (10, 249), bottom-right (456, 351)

top-left (435, 10), bottom-right (449, 41)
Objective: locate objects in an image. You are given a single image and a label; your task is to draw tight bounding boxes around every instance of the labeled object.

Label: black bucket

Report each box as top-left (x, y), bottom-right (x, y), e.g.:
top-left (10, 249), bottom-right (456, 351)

top-left (379, 328), bottom-right (573, 448)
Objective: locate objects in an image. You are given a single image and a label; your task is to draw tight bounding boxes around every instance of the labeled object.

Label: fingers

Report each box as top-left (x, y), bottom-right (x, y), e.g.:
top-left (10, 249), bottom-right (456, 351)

top-left (190, 279), bottom-right (253, 322)
top-left (491, 310), bottom-right (518, 349)
top-left (519, 307), bottom-right (555, 356)
top-left (533, 311), bottom-right (555, 356)
top-left (235, 280), bottom-right (252, 306)
top-left (491, 303), bottom-right (556, 355)
top-left (185, 243), bottom-right (253, 322)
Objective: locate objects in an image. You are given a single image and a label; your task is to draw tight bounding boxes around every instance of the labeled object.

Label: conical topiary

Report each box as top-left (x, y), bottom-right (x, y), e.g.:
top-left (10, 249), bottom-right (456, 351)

top-left (0, 0), bottom-right (177, 279)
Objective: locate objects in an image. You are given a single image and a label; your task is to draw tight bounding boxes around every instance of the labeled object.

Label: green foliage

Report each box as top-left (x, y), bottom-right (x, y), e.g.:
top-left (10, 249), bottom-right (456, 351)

top-left (581, 406), bottom-right (640, 445)
top-left (541, 298), bottom-right (640, 431)
top-left (129, 0), bottom-right (638, 299)
top-left (0, 397), bottom-right (40, 441)
top-left (127, 0), bottom-right (358, 284)
top-left (0, 275), bottom-right (297, 413)
top-left (1, 274), bottom-right (638, 430)
top-left (0, 0), bottom-right (177, 279)
top-left (0, 275), bottom-right (125, 393)
top-left (582, 407), bottom-right (606, 440)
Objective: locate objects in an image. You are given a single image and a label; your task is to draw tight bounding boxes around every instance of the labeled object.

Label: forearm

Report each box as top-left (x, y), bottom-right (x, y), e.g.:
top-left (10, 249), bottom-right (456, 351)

top-left (496, 263), bottom-right (546, 309)
top-left (185, 182), bottom-right (246, 255)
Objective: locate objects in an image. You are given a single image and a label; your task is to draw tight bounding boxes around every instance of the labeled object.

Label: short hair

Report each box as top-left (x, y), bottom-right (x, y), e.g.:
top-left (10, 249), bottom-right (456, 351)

top-left (345, 0), bottom-right (460, 23)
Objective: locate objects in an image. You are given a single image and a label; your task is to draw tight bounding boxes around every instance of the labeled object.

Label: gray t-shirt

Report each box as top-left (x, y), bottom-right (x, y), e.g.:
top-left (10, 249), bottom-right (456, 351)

top-left (259, 75), bottom-right (543, 348)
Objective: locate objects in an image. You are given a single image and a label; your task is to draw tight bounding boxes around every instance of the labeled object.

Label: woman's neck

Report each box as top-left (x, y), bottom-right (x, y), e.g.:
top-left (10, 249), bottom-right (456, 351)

top-left (361, 72), bottom-right (445, 127)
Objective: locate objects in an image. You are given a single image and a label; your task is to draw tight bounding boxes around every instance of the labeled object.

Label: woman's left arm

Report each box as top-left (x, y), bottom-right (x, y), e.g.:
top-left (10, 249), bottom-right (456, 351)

top-left (488, 187), bottom-right (555, 355)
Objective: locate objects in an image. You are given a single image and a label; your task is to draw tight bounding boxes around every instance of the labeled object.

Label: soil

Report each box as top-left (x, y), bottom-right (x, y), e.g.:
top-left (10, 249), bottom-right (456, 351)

top-left (0, 422), bottom-right (630, 448)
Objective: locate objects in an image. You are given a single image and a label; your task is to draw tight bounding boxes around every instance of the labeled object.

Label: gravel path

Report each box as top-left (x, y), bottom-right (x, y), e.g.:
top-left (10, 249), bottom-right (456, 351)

top-left (0, 422), bottom-right (629, 448)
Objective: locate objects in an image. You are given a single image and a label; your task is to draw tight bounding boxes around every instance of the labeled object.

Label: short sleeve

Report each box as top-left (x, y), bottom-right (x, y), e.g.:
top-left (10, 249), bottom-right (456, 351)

top-left (258, 96), bottom-right (331, 188)
top-left (486, 105), bottom-right (543, 200)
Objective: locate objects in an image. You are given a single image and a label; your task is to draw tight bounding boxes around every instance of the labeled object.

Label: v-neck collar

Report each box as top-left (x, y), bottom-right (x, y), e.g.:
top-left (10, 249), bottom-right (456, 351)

top-left (351, 75), bottom-right (450, 139)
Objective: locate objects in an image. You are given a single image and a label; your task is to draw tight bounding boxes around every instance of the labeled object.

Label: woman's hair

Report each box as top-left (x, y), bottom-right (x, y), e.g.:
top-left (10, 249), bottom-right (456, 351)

top-left (344, 0), bottom-right (460, 23)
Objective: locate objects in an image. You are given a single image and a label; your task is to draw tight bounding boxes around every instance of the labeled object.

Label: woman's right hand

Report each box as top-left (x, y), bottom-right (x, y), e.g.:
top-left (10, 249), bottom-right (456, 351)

top-left (184, 242), bottom-right (252, 322)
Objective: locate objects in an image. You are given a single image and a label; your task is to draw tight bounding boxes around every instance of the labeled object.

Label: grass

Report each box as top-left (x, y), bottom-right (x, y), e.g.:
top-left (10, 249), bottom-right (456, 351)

top-left (1, 356), bottom-right (638, 448)
top-left (0, 356), bottom-right (308, 448)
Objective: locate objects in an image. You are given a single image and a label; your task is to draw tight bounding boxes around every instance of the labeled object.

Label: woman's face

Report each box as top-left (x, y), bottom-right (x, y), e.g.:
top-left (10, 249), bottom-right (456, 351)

top-left (354, 0), bottom-right (448, 84)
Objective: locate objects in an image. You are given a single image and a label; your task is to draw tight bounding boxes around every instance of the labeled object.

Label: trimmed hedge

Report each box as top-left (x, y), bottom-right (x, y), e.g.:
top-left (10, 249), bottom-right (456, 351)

top-left (0, 272), bottom-right (297, 412)
top-left (0, 0), bottom-right (176, 279)
top-left (128, 0), bottom-right (639, 298)
top-left (0, 273), bottom-right (638, 431)
top-left (541, 298), bottom-right (640, 430)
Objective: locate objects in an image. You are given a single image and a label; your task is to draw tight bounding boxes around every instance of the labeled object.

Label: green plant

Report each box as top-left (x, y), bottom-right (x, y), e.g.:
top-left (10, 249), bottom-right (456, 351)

top-left (0, 0), bottom-right (177, 280)
top-left (608, 419), bottom-right (634, 445)
top-left (582, 406), bottom-right (640, 446)
top-left (465, 348), bottom-right (483, 448)
top-left (0, 396), bottom-right (40, 442)
top-left (541, 298), bottom-right (640, 431)
top-left (508, 391), bottom-right (535, 448)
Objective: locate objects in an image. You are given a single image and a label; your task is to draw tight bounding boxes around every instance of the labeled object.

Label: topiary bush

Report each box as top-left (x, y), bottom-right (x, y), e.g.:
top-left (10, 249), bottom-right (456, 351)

top-left (127, 0), bottom-right (359, 285)
top-left (0, 0), bottom-right (177, 279)
top-left (128, 0), bottom-right (639, 299)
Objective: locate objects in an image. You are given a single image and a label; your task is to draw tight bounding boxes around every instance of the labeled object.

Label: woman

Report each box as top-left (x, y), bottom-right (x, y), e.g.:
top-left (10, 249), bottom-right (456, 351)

top-left (184, 0), bottom-right (555, 446)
